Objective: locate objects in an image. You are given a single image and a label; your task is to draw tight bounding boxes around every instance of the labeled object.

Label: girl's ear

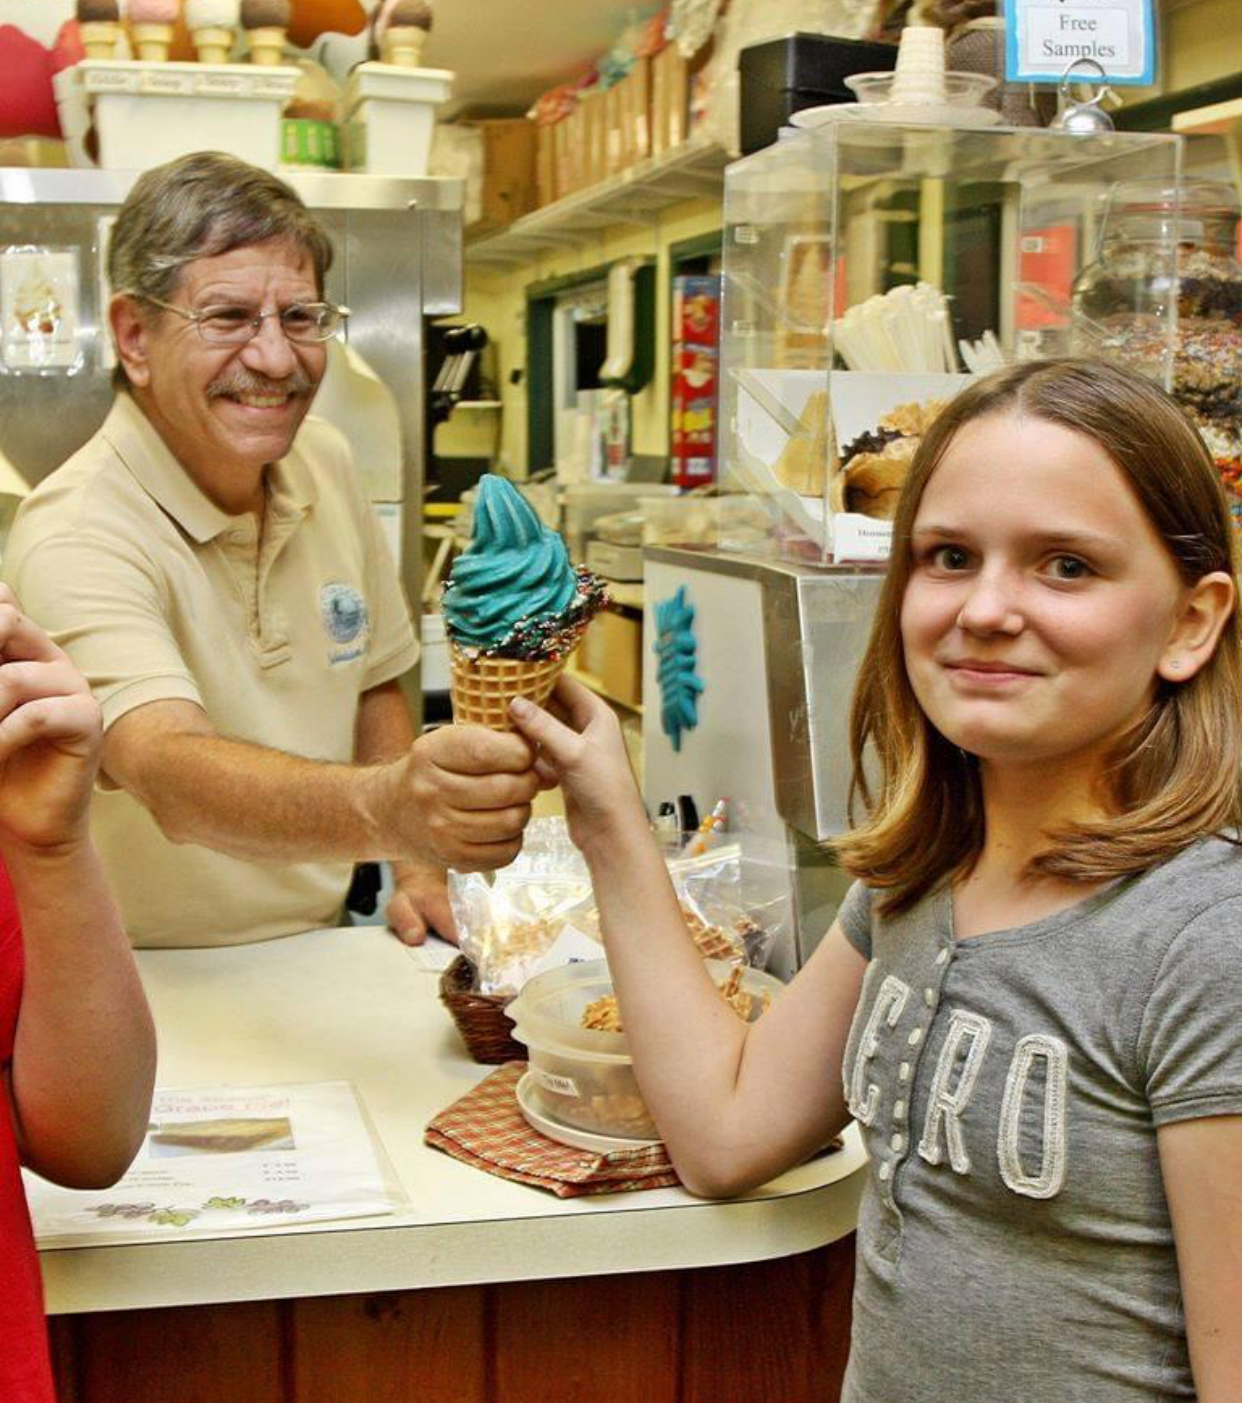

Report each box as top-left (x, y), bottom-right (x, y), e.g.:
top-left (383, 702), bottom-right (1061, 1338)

top-left (110, 294), bottom-right (153, 389)
top-left (1157, 572), bottom-right (1236, 683)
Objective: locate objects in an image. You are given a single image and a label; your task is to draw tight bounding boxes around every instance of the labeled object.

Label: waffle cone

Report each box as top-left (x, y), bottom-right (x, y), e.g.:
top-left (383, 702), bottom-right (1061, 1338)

top-left (247, 26), bottom-right (287, 64)
top-left (381, 24), bottom-right (428, 66)
top-left (80, 20), bottom-right (120, 58)
top-left (132, 22), bottom-right (172, 60)
top-left (450, 646), bottom-right (568, 731)
top-left (192, 26), bottom-right (234, 62)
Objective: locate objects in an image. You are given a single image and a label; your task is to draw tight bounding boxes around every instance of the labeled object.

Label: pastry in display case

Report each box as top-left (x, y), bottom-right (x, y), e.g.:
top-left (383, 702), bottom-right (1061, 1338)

top-left (717, 120), bottom-right (1183, 565)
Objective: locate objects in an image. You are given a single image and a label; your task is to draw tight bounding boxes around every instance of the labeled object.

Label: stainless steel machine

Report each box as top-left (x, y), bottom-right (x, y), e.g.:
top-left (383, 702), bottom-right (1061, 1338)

top-left (0, 167), bottom-right (463, 703)
top-left (642, 547), bottom-right (881, 978)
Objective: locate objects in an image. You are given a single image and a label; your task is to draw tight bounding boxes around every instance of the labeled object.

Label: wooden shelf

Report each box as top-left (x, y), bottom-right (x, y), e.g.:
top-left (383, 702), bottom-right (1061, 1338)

top-left (568, 665), bottom-right (644, 715)
top-left (465, 138), bottom-right (730, 268)
top-left (1172, 97), bottom-right (1242, 184)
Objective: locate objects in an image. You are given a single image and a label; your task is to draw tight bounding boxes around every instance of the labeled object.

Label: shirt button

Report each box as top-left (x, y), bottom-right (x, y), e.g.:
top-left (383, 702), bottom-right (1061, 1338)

top-left (890, 1133), bottom-right (905, 1153)
top-left (898, 1061), bottom-right (911, 1083)
top-left (893, 1099), bottom-right (906, 1120)
top-left (908, 1027), bottom-right (923, 1047)
top-left (924, 988), bottom-right (936, 1007)
top-left (935, 947), bottom-right (950, 966)
top-left (878, 1160), bottom-right (892, 1182)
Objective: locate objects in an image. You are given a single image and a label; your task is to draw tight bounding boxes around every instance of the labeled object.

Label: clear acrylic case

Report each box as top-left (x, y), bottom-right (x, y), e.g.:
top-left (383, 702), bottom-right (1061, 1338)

top-left (719, 121), bottom-right (1182, 565)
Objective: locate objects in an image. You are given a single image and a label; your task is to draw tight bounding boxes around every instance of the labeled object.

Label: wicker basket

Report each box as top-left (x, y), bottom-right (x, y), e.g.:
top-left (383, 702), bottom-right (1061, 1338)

top-left (438, 954), bottom-right (526, 1064)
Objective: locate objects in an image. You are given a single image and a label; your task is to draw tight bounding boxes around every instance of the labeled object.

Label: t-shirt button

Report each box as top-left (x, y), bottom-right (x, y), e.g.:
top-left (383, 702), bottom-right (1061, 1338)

top-left (923, 987), bottom-right (936, 1007)
top-left (878, 1160), bottom-right (892, 1182)
top-left (907, 1026), bottom-right (923, 1046)
top-left (935, 947), bottom-right (950, 965)
top-left (898, 1061), bottom-right (911, 1082)
top-left (890, 1133), bottom-right (905, 1153)
top-left (893, 1099), bottom-right (906, 1120)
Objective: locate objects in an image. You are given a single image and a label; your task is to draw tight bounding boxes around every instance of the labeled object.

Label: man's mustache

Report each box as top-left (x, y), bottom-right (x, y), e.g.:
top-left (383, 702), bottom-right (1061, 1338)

top-left (207, 367), bottom-right (317, 399)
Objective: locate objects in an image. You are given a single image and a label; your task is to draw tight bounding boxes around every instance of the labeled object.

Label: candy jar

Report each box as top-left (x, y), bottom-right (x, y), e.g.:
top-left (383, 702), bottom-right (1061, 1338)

top-left (1072, 181), bottom-right (1242, 518)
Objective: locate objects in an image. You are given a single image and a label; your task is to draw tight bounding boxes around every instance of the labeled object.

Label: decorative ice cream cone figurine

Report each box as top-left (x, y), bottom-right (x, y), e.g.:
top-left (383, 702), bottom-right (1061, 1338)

top-left (78, 0), bottom-right (121, 58)
top-left (128, 0), bottom-right (180, 60)
top-left (890, 25), bottom-right (948, 105)
top-left (372, 0), bottom-right (433, 67)
top-left (185, 0), bottom-right (240, 61)
top-left (442, 475), bottom-right (607, 731)
top-left (242, 0), bottom-right (290, 64)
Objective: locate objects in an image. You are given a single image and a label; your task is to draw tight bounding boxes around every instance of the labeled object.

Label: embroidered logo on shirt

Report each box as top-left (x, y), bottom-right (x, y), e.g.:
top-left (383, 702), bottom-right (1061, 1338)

top-left (320, 582), bottom-right (369, 664)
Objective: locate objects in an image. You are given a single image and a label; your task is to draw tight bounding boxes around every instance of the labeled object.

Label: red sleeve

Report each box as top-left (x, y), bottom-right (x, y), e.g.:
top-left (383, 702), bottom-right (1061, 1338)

top-left (0, 859), bottom-right (20, 1061)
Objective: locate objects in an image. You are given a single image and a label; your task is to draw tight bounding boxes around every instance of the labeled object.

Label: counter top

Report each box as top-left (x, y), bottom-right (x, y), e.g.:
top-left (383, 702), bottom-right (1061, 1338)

top-left (39, 927), bottom-right (865, 1316)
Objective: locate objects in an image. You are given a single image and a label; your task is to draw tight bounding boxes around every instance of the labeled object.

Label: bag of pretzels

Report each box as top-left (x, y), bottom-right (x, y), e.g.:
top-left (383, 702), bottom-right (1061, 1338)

top-left (449, 818), bottom-right (599, 999)
top-left (562, 841), bottom-right (784, 972)
top-left (450, 822), bottom-right (787, 999)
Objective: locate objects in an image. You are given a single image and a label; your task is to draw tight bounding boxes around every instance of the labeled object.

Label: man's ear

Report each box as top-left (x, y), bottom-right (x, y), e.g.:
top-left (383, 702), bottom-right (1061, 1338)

top-left (110, 294), bottom-right (153, 389)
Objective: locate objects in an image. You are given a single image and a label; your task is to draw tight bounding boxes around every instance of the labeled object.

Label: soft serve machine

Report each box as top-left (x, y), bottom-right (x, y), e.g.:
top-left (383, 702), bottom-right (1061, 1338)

top-left (643, 121), bottom-right (1183, 977)
top-left (0, 167), bottom-right (463, 710)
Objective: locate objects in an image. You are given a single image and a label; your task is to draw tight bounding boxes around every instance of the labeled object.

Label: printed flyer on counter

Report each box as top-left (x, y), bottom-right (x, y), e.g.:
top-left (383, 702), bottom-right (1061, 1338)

top-left (25, 1081), bottom-right (398, 1247)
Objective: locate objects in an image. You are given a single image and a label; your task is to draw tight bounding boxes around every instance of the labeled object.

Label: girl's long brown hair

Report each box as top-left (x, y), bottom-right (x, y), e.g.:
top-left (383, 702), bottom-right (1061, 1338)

top-left (831, 358), bottom-right (1242, 914)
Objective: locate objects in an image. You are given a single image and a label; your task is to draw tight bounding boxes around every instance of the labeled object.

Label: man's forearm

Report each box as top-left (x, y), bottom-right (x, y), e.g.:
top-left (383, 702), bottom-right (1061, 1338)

top-left (125, 730), bottom-right (407, 863)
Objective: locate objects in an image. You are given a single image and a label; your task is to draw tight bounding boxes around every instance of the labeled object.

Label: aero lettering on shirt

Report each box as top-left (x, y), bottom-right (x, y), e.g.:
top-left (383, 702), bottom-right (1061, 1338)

top-left (847, 974), bottom-right (1070, 1199)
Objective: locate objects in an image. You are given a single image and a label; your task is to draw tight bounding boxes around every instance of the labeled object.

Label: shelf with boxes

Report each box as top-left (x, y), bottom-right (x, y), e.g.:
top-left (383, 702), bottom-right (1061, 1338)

top-left (464, 135), bottom-right (729, 267)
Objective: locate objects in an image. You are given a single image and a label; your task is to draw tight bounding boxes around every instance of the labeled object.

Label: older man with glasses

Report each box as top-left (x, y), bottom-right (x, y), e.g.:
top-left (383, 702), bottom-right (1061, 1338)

top-left (3, 152), bottom-right (541, 950)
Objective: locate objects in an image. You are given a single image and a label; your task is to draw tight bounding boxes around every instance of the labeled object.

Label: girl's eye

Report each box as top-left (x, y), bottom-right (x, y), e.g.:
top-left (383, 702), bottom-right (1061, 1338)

top-left (1047, 555), bottom-right (1091, 581)
top-left (929, 545), bottom-right (971, 571)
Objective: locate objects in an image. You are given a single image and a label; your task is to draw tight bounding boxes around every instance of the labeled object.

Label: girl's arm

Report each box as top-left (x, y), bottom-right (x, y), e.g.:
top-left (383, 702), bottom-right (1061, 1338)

top-left (511, 681), bottom-right (867, 1197)
top-left (0, 592), bottom-right (155, 1189)
top-left (1159, 1116), bottom-right (1242, 1401)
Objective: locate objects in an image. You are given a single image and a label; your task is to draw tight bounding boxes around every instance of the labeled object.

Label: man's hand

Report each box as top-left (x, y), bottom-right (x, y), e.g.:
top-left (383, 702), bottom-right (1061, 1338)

top-left (386, 857), bottom-right (459, 947)
top-left (0, 588), bottom-right (102, 858)
top-left (379, 724), bottom-right (541, 872)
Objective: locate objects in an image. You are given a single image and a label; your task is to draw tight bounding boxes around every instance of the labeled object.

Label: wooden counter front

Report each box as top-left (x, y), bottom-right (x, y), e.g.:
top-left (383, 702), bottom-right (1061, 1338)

top-left (39, 928), bottom-right (864, 1402)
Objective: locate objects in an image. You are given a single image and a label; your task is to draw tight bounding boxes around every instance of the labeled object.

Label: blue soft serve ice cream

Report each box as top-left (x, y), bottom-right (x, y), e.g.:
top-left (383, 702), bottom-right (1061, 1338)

top-left (443, 474), bottom-right (606, 660)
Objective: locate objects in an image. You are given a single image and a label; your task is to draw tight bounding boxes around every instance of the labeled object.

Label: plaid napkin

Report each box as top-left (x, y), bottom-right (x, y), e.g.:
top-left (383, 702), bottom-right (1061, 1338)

top-left (425, 1061), bottom-right (681, 1197)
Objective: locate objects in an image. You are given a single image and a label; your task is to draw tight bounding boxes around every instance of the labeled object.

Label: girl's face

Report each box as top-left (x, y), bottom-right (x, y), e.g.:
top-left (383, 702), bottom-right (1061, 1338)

top-left (900, 412), bottom-right (1187, 772)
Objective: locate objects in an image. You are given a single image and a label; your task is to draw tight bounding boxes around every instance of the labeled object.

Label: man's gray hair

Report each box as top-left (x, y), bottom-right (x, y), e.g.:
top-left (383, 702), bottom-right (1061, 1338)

top-left (109, 151), bottom-right (334, 306)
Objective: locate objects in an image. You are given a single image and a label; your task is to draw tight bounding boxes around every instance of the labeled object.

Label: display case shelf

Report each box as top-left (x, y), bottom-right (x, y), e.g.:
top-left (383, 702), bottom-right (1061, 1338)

top-left (465, 137), bottom-right (730, 267)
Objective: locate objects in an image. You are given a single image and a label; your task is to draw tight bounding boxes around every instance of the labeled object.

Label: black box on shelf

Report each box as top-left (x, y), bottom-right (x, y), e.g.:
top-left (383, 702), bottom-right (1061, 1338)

top-left (738, 33), bottom-right (898, 155)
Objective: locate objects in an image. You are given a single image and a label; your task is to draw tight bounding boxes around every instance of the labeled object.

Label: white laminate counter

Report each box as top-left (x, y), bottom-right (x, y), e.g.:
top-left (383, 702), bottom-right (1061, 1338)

top-left (39, 927), bottom-right (865, 1316)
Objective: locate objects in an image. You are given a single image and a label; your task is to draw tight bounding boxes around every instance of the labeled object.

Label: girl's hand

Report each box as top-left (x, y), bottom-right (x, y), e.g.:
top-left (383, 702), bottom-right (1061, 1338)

top-left (509, 676), bottom-right (648, 855)
top-left (0, 588), bottom-right (101, 857)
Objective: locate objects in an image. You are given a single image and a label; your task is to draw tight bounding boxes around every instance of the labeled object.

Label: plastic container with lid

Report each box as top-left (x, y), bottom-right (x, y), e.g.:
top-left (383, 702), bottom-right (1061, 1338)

top-left (1072, 181), bottom-right (1242, 515)
top-left (507, 958), bottom-right (785, 1142)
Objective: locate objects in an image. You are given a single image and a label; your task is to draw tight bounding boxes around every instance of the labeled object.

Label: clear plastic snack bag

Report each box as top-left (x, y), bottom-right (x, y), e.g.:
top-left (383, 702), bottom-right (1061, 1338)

top-left (449, 817), bottom-right (599, 999)
top-left (565, 839), bottom-right (789, 971)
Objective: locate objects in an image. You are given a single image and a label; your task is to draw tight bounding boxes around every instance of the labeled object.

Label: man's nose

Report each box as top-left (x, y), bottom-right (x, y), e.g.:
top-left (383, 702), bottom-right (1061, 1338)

top-left (955, 568), bottom-right (1024, 635)
top-left (240, 315), bottom-right (299, 378)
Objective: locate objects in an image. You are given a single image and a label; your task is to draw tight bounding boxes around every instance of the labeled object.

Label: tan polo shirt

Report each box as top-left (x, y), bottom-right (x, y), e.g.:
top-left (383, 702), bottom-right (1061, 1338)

top-left (3, 393), bottom-right (418, 948)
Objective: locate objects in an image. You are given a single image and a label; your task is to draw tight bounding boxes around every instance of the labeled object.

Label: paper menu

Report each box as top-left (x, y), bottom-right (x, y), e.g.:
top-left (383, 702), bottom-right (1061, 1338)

top-left (26, 1081), bottom-right (398, 1247)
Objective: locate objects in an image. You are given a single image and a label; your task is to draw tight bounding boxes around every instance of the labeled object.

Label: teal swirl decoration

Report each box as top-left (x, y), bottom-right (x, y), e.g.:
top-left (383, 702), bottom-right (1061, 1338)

top-left (654, 586), bottom-right (704, 753)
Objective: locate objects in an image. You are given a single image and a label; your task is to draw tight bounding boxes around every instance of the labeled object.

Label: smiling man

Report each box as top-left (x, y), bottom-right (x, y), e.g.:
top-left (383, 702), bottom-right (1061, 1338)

top-left (2, 153), bottom-right (541, 948)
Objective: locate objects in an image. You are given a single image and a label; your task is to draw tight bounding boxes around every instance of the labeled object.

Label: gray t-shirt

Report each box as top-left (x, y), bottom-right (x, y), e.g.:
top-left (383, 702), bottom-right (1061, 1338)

top-left (837, 836), bottom-right (1242, 1403)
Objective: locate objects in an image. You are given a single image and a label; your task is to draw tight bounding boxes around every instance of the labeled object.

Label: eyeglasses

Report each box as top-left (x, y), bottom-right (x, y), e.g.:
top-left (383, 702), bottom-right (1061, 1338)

top-left (133, 295), bottom-right (350, 346)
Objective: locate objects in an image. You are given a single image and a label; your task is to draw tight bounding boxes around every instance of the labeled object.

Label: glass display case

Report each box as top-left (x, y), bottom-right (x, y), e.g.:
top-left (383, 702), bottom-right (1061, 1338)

top-left (718, 121), bottom-right (1182, 565)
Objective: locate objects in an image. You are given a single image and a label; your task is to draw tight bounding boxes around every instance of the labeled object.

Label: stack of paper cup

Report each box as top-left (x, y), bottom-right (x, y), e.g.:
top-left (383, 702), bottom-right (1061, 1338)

top-left (890, 25), bottom-right (947, 105)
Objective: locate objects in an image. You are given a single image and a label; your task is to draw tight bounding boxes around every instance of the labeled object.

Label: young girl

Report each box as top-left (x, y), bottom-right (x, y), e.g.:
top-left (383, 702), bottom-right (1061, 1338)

top-left (0, 587), bottom-right (156, 1402)
top-left (511, 359), bottom-right (1242, 1403)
